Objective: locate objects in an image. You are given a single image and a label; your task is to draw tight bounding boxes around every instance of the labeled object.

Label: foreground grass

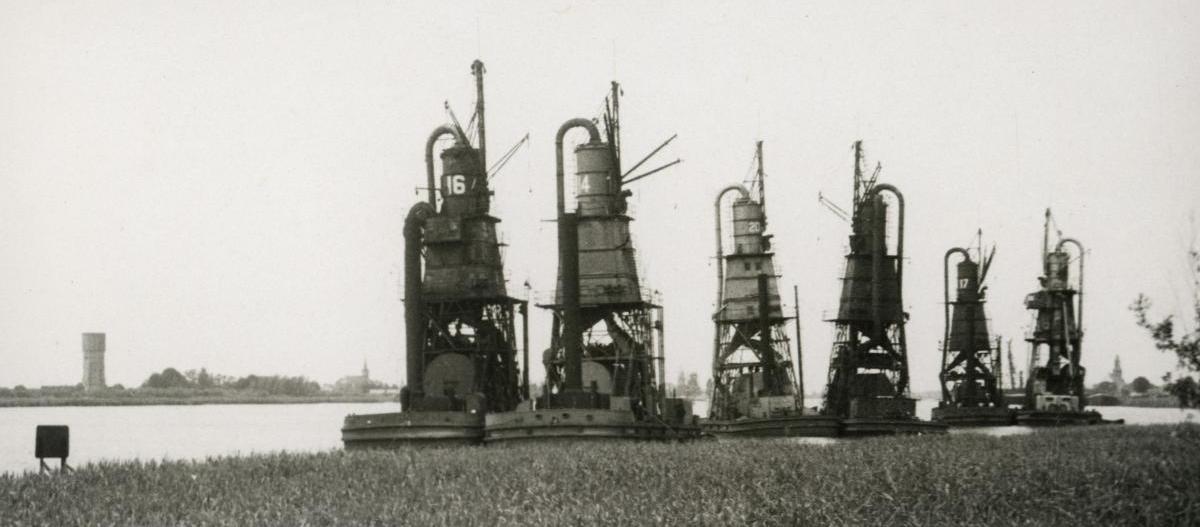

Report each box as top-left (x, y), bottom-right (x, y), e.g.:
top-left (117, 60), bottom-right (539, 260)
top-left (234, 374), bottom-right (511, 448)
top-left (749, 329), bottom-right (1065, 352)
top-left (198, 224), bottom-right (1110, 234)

top-left (3, 425), bottom-right (1198, 526)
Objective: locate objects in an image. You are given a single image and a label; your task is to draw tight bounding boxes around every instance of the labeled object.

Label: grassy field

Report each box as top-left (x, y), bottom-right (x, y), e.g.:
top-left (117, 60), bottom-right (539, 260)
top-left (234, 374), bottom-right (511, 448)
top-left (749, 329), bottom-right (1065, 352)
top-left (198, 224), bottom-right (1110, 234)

top-left (3, 425), bottom-right (1198, 526)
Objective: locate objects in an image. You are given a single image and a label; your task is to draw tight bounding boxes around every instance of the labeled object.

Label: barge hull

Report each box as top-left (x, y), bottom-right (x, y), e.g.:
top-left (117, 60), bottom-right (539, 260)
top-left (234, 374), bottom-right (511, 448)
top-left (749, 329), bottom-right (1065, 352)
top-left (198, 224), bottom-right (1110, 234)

top-left (702, 415), bottom-right (841, 438)
top-left (485, 409), bottom-right (700, 444)
top-left (342, 411), bottom-right (483, 449)
top-left (931, 406), bottom-right (1016, 427)
top-left (841, 418), bottom-right (948, 436)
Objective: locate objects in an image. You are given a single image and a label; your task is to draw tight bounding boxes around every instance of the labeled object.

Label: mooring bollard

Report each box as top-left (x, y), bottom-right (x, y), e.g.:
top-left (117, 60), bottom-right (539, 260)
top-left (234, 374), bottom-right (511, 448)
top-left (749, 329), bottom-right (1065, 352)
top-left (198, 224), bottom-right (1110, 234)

top-left (35, 425), bottom-right (72, 475)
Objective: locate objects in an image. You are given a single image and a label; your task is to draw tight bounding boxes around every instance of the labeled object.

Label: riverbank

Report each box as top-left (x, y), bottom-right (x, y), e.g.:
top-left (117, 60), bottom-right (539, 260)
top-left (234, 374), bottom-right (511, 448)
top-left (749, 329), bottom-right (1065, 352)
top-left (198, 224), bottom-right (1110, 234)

top-left (1090, 395), bottom-right (1180, 408)
top-left (3, 424), bottom-right (1196, 525)
top-left (0, 393), bottom-right (395, 407)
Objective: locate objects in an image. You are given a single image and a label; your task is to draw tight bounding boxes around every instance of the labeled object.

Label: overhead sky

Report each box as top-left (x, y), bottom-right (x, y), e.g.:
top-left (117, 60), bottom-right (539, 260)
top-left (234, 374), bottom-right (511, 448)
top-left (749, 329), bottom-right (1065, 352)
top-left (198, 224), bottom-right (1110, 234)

top-left (1, 1), bottom-right (1197, 395)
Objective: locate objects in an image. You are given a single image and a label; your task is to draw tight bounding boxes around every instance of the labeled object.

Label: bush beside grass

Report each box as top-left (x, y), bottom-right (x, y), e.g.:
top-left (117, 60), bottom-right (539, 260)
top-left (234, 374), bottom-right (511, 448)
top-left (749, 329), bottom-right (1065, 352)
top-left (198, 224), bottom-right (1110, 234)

top-left (3, 425), bottom-right (1198, 526)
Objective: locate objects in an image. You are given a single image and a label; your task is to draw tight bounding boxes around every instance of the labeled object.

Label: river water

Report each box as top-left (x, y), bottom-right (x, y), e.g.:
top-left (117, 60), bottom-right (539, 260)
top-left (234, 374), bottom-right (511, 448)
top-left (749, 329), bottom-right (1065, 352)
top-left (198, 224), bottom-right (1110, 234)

top-left (1, 401), bottom-right (1195, 475)
top-left (0, 402), bottom-right (396, 476)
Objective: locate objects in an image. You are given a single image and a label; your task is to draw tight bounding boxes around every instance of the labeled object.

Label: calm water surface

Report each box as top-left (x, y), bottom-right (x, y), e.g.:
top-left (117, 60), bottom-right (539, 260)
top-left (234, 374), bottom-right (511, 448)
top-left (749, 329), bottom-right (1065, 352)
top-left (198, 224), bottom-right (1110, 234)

top-left (0, 402), bottom-right (396, 475)
top-left (2, 401), bottom-right (1195, 475)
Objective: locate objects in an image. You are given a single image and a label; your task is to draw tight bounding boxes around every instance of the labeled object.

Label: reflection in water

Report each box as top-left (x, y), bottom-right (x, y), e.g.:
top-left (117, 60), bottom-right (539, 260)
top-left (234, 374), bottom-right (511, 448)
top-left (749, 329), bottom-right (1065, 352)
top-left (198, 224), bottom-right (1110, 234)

top-left (950, 426), bottom-right (1035, 437)
top-left (1086, 405), bottom-right (1198, 425)
top-left (784, 437), bottom-right (839, 446)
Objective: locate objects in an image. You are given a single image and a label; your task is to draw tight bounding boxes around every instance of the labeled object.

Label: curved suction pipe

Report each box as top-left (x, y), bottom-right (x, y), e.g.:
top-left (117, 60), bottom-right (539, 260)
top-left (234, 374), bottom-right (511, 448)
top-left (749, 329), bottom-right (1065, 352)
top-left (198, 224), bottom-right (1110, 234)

top-left (553, 118), bottom-right (600, 393)
top-left (871, 183), bottom-right (906, 391)
top-left (404, 201), bottom-right (437, 397)
top-left (870, 184), bottom-right (905, 295)
top-left (425, 125), bottom-right (469, 206)
top-left (713, 185), bottom-right (752, 314)
top-left (712, 184), bottom-right (751, 388)
top-left (943, 247), bottom-right (970, 402)
top-left (554, 118), bottom-right (601, 215)
top-left (1057, 238), bottom-right (1085, 333)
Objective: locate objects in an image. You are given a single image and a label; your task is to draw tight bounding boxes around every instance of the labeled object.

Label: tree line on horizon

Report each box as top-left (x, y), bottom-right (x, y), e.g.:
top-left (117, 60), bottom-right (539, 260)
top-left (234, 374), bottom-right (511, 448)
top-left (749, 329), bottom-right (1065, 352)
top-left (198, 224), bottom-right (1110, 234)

top-left (140, 367), bottom-right (322, 396)
top-left (0, 366), bottom-right (395, 399)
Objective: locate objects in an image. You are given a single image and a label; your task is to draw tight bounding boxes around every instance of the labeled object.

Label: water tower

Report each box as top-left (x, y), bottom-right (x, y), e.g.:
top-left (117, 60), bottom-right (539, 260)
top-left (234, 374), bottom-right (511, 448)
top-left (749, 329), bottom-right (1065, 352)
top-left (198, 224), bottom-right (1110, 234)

top-left (82, 333), bottom-right (106, 391)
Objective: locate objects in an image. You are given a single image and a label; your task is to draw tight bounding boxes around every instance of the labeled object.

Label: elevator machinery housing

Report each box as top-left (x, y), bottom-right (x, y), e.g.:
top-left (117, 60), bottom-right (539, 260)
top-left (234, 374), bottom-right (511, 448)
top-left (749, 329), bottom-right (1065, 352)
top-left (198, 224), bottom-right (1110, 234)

top-left (702, 142), bottom-right (838, 437)
top-left (822, 141), bottom-right (945, 435)
top-left (342, 60), bottom-right (529, 447)
top-left (1016, 209), bottom-right (1111, 426)
top-left (484, 83), bottom-right (699, 442)
top-left (931, 236), bottom-right (1012, 426)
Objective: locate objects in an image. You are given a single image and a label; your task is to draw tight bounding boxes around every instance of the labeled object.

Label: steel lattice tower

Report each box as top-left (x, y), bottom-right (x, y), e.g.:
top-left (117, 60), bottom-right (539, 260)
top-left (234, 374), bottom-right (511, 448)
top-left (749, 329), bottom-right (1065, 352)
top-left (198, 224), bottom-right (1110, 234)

top-left (822, 141), bottom-right (914, 419)
top-left (709, 142), bottom-right (801, 420)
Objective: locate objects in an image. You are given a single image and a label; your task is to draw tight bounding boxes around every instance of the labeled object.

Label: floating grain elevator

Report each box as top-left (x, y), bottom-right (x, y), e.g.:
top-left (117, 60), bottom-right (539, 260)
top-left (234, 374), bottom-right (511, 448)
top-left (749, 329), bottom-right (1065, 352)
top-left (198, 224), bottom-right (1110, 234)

top-left (931, 235), bottom-right (1013, 426)
top-left (342, 60), bottom-right (529, 448)
top-left (484, 83), bottom-right (699, 443)
top-left (822, 141), bottom-right (945, 435)
top-left (1015, 209), bottom-right (1114, 426)
top-left (702, 142), bottom-right (838, 437)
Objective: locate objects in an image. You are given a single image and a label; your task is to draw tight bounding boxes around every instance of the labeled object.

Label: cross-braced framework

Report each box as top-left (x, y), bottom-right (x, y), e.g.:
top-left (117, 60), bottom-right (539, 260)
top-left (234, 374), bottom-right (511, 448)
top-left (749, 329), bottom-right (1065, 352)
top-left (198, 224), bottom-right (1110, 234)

top-left (939, 335), bottom-right (1003, 407)
top-left (708, 143), bottom-right (801, 421)
top-left (825, 323), bottom-right (908, 416)
top-left (822, 141), bottom-right (912, 419)
top-left (533, 81), bottom-right (679, 420)
top-left (543, 303), bottom-right (662, 414)
top-left (398, 59), bottom-right (532, 415)
top-left (419, 298), bottom-right (524, 412)
top-left (710, 321), bottom-right (797, 419)
top-left (1023, 209), bottom-right (1087, 409)
top-left (938, 245), bottom-right (1005, 409)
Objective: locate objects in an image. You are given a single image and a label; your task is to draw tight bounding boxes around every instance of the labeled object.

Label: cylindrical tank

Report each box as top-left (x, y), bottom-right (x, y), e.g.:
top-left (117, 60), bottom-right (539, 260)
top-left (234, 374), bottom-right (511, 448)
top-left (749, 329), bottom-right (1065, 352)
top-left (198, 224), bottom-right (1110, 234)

top-left (564, 140), bottom-right (641, 306)
top-left (731, 198), bottom-right (766, 254)
top-left (422, 141), bottom-right (508, 300)
top-left (955, 260), bottom-right (980, 303)
top-left (423, 353), bottom-right (475, 398)
top-left (1046, 251), bottom-right (1070, 290)
top-left (82, 332), bottom-right (106, 390)
top-left (949, 259), bottom-right (991, 352)
top-left (439, 144), bottom-right (488, 217)
top-left (575, 143), bottom-right (615, 217)
top-left (581, 361), bottom-right (613, 394)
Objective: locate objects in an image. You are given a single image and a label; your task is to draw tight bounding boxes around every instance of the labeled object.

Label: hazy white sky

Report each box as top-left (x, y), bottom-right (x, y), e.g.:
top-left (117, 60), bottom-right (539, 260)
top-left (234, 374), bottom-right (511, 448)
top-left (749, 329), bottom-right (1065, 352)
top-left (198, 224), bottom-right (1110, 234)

top-left (1, 1), bottom-right (1197, 394)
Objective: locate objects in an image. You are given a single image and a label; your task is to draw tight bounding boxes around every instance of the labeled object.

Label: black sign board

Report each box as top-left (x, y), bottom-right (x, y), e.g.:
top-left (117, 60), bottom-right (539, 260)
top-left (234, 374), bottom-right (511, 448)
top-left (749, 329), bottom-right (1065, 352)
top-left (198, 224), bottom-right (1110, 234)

top-left (35, 425), bottom-right (69, 459)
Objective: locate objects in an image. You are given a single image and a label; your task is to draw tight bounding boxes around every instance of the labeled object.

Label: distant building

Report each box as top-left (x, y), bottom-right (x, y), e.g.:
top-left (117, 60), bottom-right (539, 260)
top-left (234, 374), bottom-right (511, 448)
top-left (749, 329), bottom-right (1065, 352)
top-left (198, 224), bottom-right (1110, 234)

top-left (82, 332), bottom-right (106, 390)
top-left (334, 360), bottom-right (371, 394)
top-left (1108, 355), bottom-right (1126, 394)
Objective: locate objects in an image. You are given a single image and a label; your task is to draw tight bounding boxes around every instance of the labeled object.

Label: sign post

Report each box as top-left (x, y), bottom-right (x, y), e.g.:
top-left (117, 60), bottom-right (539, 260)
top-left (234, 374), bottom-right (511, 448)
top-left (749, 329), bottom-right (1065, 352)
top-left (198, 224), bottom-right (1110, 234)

top-left (35, 425), bottom-right (72, 474)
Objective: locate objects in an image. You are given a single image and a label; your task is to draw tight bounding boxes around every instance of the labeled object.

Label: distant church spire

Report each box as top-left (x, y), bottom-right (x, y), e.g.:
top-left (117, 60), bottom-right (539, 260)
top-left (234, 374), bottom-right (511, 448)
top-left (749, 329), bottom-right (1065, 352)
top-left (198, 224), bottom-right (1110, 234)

top-left (1109, 355), bottom-right (1126, 391)
top-left (362, 358), bottom-right (369, 381)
